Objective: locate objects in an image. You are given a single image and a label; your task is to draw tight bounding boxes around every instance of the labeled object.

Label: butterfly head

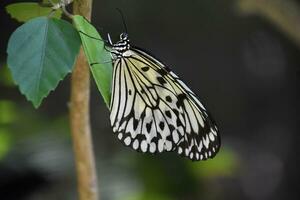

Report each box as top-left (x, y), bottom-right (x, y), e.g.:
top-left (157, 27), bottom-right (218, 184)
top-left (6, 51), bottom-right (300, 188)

top-left (111, 33), bottom-right (130, 55)
top-left (120, 32), bottom-right (128, 40)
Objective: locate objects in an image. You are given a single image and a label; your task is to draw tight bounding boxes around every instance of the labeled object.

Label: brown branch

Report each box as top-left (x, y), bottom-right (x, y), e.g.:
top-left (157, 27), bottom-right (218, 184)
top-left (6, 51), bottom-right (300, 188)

top-left (237, 0), bottom-right (300, 48)
top-left (70, 0), bottom-right (99, 200)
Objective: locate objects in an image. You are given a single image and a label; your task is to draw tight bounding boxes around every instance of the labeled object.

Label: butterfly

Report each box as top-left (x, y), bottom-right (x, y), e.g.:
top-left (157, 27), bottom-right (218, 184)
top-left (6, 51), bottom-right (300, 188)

top-left (107, 32), bottom-right (220, 161)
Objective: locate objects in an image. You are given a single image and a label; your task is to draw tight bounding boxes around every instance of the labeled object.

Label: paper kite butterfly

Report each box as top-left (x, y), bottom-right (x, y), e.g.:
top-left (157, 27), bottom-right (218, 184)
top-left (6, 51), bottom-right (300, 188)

top-left (107, 32), bottom-right (220, 161)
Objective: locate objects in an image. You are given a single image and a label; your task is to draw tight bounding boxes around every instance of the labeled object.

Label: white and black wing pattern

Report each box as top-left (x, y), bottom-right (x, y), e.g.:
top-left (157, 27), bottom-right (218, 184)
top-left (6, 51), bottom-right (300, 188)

top-left (109, 47), bottom-right (220, 161)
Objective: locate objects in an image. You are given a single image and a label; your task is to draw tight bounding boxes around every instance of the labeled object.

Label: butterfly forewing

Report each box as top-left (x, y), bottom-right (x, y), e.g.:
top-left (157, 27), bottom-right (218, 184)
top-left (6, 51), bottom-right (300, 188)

top-left (109, 46), bottom-right (220, 161)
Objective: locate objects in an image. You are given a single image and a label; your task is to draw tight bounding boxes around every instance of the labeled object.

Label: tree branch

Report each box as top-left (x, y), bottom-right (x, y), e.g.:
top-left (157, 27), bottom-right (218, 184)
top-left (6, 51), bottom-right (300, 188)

top-left (70, 0), bottom-right (98, 200)
top-left (237, 0), bottom-right (300, 48)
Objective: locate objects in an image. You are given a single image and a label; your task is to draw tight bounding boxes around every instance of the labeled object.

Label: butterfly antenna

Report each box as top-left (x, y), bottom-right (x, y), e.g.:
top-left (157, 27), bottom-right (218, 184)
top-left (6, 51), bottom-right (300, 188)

top-left (107, 33), bottom-right (113, 45)
top-left (116, 8), bottom-right (128, 33)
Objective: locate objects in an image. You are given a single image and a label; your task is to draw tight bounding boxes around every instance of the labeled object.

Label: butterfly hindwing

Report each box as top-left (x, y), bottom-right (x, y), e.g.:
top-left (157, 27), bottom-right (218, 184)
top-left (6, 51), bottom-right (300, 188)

top-left (110, 47), bottom-right (220, 161)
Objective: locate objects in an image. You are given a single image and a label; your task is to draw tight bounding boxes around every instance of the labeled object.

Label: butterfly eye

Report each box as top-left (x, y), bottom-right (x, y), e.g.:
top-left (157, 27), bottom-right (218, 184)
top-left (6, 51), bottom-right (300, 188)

top-left (120, 33), bottom-right (128, 40)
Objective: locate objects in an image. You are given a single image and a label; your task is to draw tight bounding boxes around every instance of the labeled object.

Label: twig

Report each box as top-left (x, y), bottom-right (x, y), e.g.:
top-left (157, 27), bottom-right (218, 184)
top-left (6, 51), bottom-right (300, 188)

top-left (237, 0), bottom-right (300, 48)
top-left (70, 0), bottom-right (99, 200)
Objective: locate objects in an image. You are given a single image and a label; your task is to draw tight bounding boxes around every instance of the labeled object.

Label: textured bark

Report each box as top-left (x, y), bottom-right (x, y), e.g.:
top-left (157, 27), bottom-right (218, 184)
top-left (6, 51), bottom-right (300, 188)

top-left (70, 0), bottom-right (99, 200)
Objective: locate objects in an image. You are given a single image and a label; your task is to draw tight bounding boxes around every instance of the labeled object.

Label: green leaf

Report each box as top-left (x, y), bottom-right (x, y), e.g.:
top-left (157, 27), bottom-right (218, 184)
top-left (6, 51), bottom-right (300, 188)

top-left (73, 15), bottom-right (113, 107)
top-left (6, 2), bottom-right (62, 22)
top-left (188, 148), bottom-right (238, 178)
top-left (43, 0), bottom-right (60, 3)
top-left (0, 100), bottom-right (17, 124)
top-left (0, 65), bottom-right (15, 87)
top-left (7, 17), bottom-right (81, 108)
top-left (0, 128), bottom-right (12, 160)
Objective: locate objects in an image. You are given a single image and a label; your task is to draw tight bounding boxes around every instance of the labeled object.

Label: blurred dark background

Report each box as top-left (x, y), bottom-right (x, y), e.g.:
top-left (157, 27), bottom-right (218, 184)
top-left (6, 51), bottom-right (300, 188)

top-left (0, 0), bottom-right (299, 200)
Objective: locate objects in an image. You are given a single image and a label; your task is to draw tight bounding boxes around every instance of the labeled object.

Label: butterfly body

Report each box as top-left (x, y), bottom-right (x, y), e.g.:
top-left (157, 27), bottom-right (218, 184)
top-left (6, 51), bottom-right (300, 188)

top-left (109, 33), bottom-right (220, 161)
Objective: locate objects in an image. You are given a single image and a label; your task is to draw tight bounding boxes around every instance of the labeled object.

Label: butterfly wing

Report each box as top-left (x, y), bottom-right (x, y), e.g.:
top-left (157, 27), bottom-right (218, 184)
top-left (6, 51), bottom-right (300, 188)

top-left (110, 47), bottom-right (220, 161)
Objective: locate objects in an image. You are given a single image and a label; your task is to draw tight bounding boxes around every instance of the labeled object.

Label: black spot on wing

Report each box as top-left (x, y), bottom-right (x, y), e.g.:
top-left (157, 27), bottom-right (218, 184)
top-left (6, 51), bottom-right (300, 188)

top-left (157, 76), bottom-right (167, 85)
top-left (165, 110), bottom-right (172, 118)
top-left (176, 118), bottom-right (183, 126)
top-left (172, 109), bottom-right (179, 116)
top-left (151, 136), bottom-right (160, 143)
top-left (157, 68), bottom-right (169, 76)
top-left (133, 119), bottom-right (139, 130)
top-left (165, 96), bottom-right (172, 103)
top-left (135, 134), bottom-right (147, 141)
top-left (146, 121), bottom-right (152, 133)
top-left (159, 121), bottom-right (165, 130)
top-left (176, 93), bottom-right (187, 108)
top-left (141, 66), bottom-right (150, 71)
top-left (140, 110), bottom-right (146, 118)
